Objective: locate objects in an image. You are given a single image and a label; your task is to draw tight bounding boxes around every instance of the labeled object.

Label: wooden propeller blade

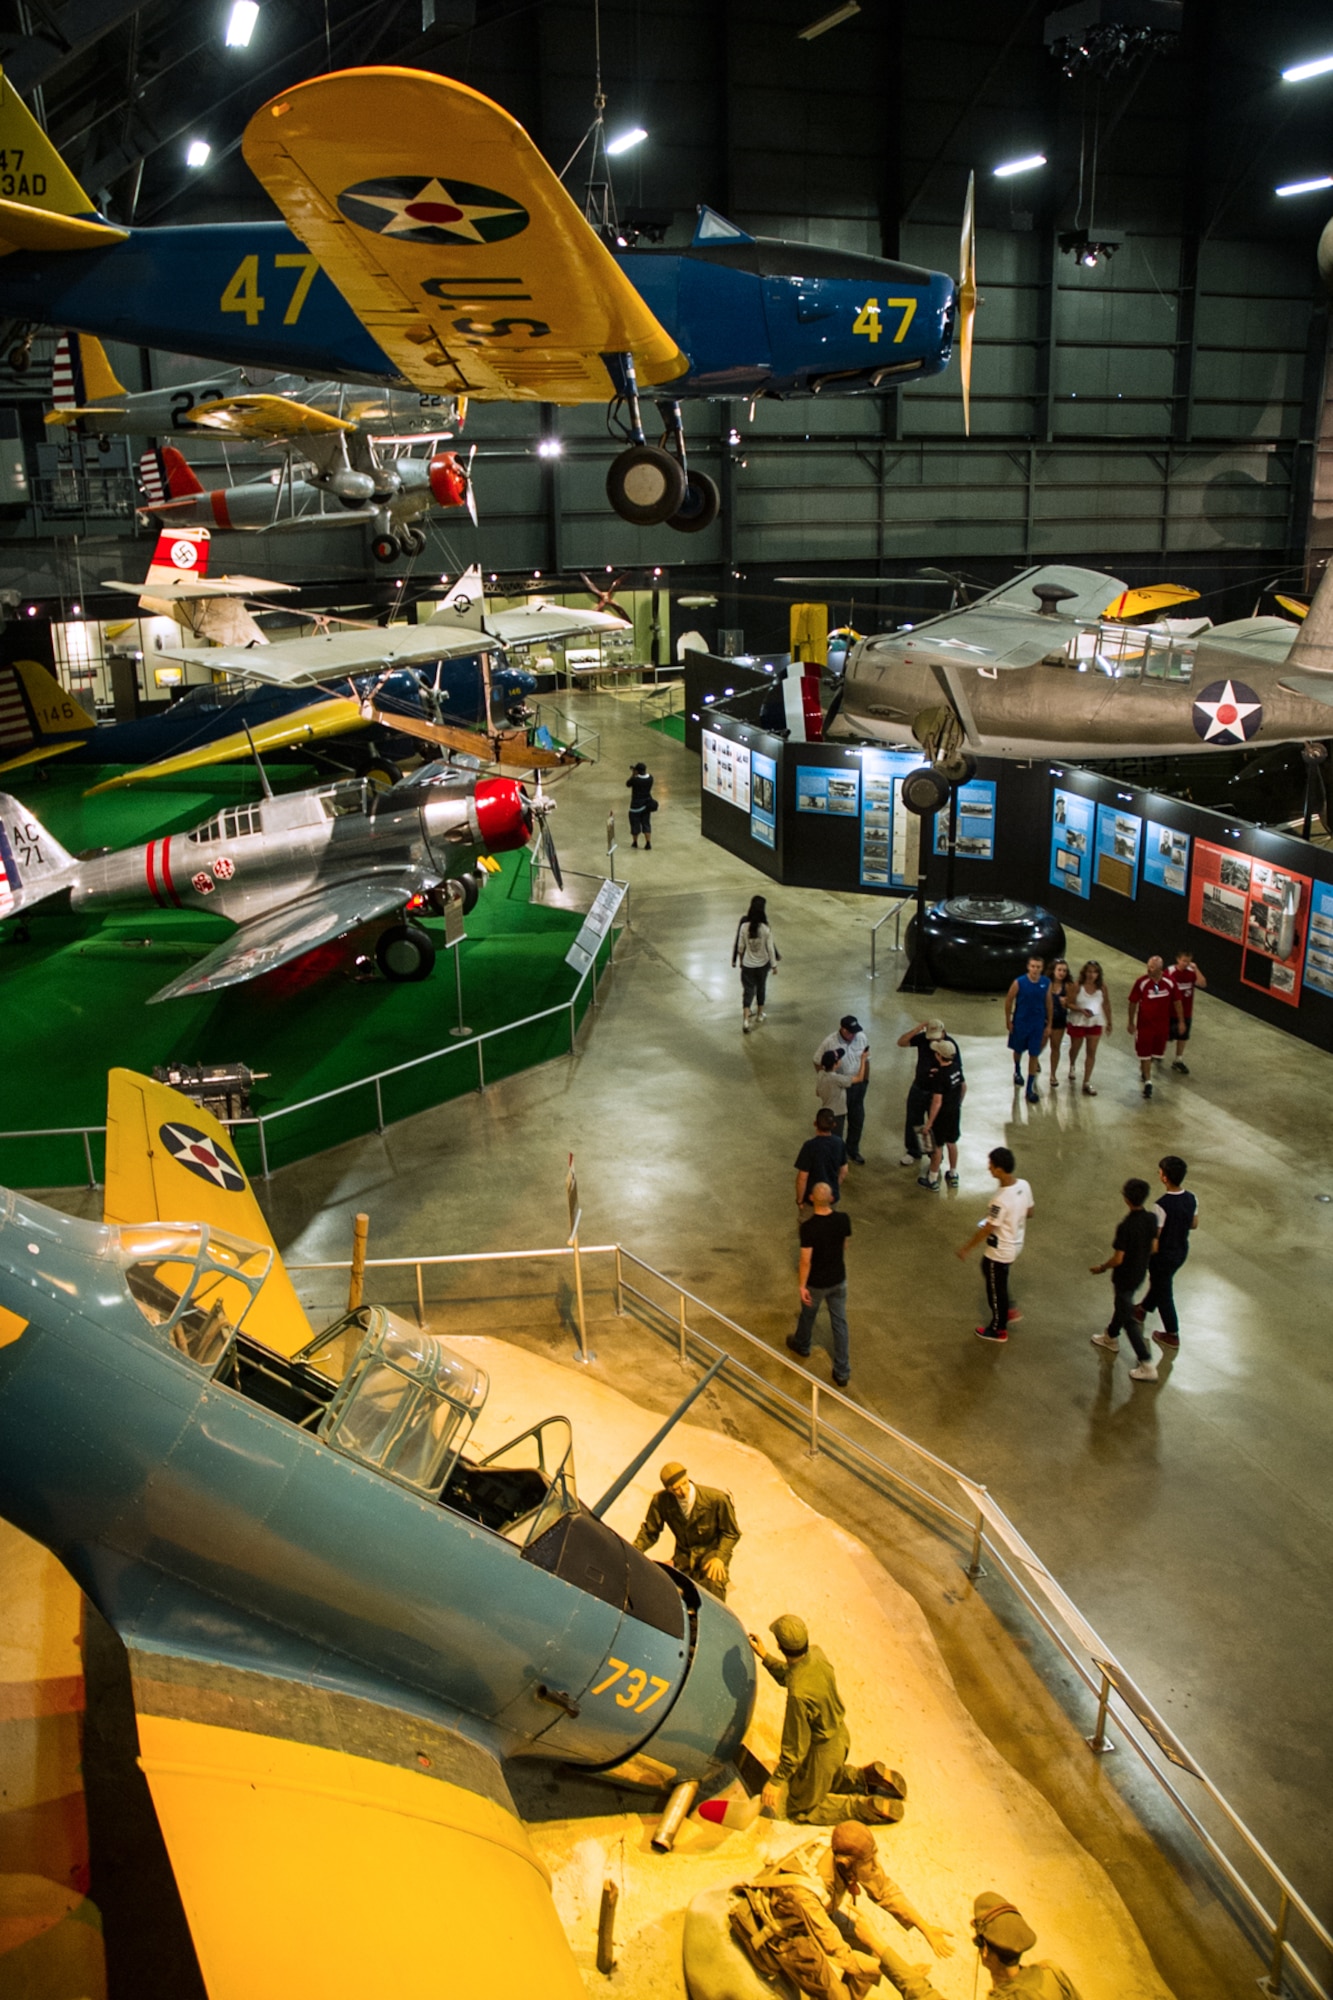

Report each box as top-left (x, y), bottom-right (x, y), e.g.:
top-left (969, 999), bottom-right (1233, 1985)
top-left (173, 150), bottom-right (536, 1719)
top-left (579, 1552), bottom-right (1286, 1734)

top-left (958, 171), bottom-right (977, 439)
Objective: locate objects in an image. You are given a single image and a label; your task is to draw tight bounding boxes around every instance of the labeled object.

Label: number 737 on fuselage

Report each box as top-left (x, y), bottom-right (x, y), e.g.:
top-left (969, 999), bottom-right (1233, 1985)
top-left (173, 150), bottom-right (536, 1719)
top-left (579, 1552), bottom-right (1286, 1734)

top-left (0, 64), bottom-right (964, 532)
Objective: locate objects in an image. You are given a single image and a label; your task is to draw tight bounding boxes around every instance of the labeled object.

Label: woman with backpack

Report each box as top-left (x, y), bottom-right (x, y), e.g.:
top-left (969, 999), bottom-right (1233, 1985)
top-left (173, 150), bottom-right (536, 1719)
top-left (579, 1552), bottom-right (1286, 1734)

top-left (732, 894), bottom-right (780, 1033)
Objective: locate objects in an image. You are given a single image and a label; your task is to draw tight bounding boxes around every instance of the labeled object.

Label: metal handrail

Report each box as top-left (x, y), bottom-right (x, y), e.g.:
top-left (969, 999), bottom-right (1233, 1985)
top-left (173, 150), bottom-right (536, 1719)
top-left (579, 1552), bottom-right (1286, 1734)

top-left (869, 893), bottom-right (916, 977)
top-left (0, 888), bottom-right (629, 1188)
top-left (638, 681), bottom-right (684, 724)
top-left (281, 1237), bottom-right (1333, 2000)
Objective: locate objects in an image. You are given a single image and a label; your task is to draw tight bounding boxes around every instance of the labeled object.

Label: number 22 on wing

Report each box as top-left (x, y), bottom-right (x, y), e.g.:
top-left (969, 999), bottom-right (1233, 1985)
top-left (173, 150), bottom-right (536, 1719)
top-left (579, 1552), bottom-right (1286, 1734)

top-left (590, 1657), bottom-right (672, 1713)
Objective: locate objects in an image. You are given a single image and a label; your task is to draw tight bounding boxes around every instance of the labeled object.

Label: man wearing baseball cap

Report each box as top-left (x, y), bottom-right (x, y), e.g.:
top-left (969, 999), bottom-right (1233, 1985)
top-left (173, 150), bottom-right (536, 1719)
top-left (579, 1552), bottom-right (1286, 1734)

top-left (633, 1460), bottom-right (741, 1602)
top-left (972, 1894), bottom-right (1081, 1996)
top-left (814, 1016), bottom-right (870, 1163)
top-left (746, 1614), bottom-right (907, 1824)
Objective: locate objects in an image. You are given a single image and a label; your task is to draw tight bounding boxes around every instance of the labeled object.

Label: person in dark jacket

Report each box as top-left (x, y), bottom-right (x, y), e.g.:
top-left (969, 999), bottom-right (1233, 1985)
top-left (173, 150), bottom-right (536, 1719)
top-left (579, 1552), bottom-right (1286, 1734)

top-left (634, 1461), bottom-right (741, 1600)
top-left (627, 762), bottom-right (656, 847)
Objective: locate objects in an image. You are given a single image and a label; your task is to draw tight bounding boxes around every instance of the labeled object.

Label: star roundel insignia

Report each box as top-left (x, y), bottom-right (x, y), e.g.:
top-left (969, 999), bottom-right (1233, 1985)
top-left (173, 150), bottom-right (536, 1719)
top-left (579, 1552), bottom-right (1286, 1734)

top-left (158, 1121), bottom-right (246, 1192)
top-left (1192, 678), bottom-right (1263, 744)
top-left (337, 177), bottom-right (529, 246)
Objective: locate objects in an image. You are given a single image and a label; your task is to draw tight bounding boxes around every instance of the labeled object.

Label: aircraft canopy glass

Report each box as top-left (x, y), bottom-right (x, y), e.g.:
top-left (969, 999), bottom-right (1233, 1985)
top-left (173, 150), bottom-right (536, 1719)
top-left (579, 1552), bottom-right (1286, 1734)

top-left (118, 1223), bottom-right (272, 1367)
top-left (1052, 624), bottom-right (1195, 682)
top-left (307, 1311), bottom-right (489, 1494)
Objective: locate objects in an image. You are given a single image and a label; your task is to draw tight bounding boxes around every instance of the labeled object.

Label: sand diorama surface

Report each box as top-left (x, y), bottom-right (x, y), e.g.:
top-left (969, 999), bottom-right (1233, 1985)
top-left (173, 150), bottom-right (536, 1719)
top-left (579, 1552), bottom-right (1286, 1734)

top-left (456, 1334), bottom-right (1177, 2000)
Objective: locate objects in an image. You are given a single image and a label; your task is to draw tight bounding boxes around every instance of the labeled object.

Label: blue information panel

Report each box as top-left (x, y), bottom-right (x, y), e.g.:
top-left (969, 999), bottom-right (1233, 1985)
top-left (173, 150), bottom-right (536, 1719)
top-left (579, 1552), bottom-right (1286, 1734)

top-left (1050, 788), bottom-right (1094, 900)
top-left (796, 767), bottom-right (860, 815)
top-left (750, 751), bottom-right (777, 849)
top-left (934, 779), bottom-right (997, 860)
top-left (1143, 820), bottom-right (1191, 896)
top-left (1094, 803), bottom-right (1142, 899)
top-left (861, 749), bottom-right (922, 888)
top-left (1304, 881), bottom-right (1333, 999)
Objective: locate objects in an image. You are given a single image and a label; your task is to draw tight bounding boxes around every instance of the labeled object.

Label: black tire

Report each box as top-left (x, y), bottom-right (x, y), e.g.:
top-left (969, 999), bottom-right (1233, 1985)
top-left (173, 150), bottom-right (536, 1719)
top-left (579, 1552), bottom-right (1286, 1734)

top-left (667, 469), bottom-right (721, 534)
top-left (901, 764), bottom-right (952, 816)
top-left (944, 750), bottom-right (978, 784)
top-left (402, 526), bottom-right (427, 555)
top-left (371, 534), bottom-right (398, 563)
top-left (375, 921), bottom-right (436, 983)
top-left (606, 445), bottom-right (687, 526)
top-left (455, 871), bottom-right (480, 913)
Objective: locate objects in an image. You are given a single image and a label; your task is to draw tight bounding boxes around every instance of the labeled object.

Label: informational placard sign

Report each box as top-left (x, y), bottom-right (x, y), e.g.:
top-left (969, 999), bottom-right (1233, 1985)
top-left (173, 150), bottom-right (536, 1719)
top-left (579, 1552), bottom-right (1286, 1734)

top-left (1188, 843), bottom-right (1310, 1006)
top-left (1143, 820), bottom-right (1190, 896)
top-left (702, 730), bottom-right (751, 809)
top-left (1188, 840), bottom-right (1251, 944)
top-left (750, 751), bottom-right (777, 849)
top-left (795, 766), bottom-right (859, 814)
top-left (861, 748), bottom-right (921, 888)
top-left (1303, 882), bottom-right (1333, 998)
top-left (933, 779), bottom-right (997, 860)
top-left (564, 878), bottom-right (627, 976)
top-left (1049, 787), bottom-right (1093, 899)
top-left (1094, 803), bottom-right (1142, 899)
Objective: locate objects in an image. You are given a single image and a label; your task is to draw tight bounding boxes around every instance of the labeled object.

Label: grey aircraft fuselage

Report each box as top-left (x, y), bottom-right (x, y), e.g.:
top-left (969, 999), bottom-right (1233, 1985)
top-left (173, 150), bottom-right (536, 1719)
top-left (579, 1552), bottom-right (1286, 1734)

top-left (53, 368), bottom-right (460, 441)
top-left (0, 1192), bottom-right (754, 1784)
top-left (831, 565), bottom-right (1333, 763)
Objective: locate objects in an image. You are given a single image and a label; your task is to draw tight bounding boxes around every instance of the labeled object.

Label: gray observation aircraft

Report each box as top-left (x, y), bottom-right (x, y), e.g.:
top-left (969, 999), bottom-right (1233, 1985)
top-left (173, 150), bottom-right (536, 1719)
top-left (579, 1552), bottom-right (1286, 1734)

top-left (0, 761), bottom-right (552, 999)
top-left (0, 1067), bottom-right (755, 1992)
top-left (826, 562), bottom-right (1333, 815)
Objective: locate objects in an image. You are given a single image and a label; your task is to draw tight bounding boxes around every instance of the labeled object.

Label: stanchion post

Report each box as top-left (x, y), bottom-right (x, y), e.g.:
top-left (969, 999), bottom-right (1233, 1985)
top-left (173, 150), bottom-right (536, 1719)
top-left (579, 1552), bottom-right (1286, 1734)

top-left (569, 1001), bottom-right (577, 1055)
top-left (81, 1129), bottom-right (96, 1189)
top-left (415, 1261), bottom-right (425, 1327)
top-left (614, 1244), bottom-right (624, 1315)
top-left (677, 1290), bottom-right (688, 1365)
top-left (1261, 1890), bottom-right (1291, 1998)
top-left (347, 1212), bottom-right (370, 1311)
top-left (257, 1116), bottom-right (270, 1182)
top-left (807, 1381), bottom-right (820, 1457)
top-left (1087, 1669), bottom-right (1116, 1755)
top-left (373, 1077), bottom-right (385, 1133)
top-left (570, 1225), bottom-right (590, 1363)
top-left (965, 1490), bottom-right (988, 1580)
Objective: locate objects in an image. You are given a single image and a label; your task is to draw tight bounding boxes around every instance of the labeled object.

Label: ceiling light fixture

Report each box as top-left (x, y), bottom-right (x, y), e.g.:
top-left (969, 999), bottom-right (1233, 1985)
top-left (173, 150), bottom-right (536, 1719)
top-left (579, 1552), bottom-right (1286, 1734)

top-left (1282, 52), bottom-right (1333, 82)
top-left (994, 153), bottom-right (1047, 178)
top-left (606, 127), bottom-right (647, 156)
top-left (1276, 174), bottom-right (1333, 196)
top-left (185, 139), bottom-right (211, 168)
top-left (797, 1), bottom-right (860, 41)
top-left (1059, 228), bottom-right (1119, 267)
top-left (536, 437), bottom-right (563, 459)
top-left (225, 1), bottom-right (259, 47)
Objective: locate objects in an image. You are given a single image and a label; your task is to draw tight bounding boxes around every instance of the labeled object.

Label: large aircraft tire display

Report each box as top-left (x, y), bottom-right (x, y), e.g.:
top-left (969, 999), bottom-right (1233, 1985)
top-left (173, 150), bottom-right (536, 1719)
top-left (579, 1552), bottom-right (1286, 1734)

top-left (668, 469), bottom-right (721, 534)
top-left (907, 897), bottom-right (1065, 993)
top-left (606, 445), bottom-right (687, 526)
top-left (376, 921), bottom-right (437, 982)
top-left (900, 764), bottom-right (952, 816)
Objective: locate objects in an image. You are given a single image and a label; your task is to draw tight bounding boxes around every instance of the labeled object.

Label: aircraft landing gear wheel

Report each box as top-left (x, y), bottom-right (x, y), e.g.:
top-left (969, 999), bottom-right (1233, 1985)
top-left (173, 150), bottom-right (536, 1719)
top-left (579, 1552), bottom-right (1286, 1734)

top-left (941, 751), bottom-right (977, 784)
top-left (606, 445), bottom-right (687, 526)
top-left (401, 526), bottom-right (427, 556)
top-left (8, 342), bottom-right (30, 373)
top-left (376, 921), bottom-right (436, 982)
top-left (667, 469), bottom-right (720, 534)
top-left (362, 757), bottom-right (402, 790)
top-left (371, 534), bottom-right (398, 564)
top-left (454, 872), bottom-right (481, 914)
top-left (901, 764), bottom-right (952, 816)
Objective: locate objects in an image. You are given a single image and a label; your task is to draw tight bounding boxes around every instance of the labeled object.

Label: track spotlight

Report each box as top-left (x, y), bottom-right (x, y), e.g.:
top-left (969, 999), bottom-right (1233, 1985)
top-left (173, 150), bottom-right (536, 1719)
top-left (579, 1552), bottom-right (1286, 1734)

top-left (1059, 229), bottom-right (1119, 268)
top-left (225, 2), bottom-right (259, 47)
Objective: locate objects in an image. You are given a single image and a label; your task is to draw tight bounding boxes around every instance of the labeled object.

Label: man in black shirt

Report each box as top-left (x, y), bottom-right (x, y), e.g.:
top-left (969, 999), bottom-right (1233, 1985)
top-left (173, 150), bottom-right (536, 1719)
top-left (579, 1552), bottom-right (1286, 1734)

top-left (626, 762), bottom-right (656, 848)
top-left (1089, 1178), bottom-right (1159, 1381)
top-left (795, 1109), bottom-right (850, 1208)
top-left (786, 1181), bottom-right (853, 1386)
top-left (896, 1017), bottom-right (949, 1167)
top-left (920, 1037), bottom-right (966, 1190)
top-left (1135, 1154), bottom-right (1198, 1350)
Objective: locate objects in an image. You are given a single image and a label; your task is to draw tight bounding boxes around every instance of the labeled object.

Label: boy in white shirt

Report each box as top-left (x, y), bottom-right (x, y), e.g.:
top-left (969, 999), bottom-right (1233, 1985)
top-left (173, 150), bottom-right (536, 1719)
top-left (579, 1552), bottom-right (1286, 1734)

top-left (956, 1146), bottom-right (1034, 1345)
top-left (814, 1050), bottom-right (849, 1135)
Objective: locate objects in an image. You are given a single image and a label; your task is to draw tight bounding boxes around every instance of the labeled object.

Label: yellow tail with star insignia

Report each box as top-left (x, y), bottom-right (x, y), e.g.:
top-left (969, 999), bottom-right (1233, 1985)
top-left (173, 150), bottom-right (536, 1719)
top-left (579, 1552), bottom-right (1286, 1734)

top-left (242, 67), bottom-right (687, 405)
top-left (103, 1068), bottom-right (312, 1356)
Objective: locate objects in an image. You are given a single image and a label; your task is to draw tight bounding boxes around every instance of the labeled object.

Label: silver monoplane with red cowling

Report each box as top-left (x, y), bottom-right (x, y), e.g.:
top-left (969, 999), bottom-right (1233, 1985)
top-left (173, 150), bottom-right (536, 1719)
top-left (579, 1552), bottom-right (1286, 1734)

top-left (0, 765), bottom-right (551, 1002)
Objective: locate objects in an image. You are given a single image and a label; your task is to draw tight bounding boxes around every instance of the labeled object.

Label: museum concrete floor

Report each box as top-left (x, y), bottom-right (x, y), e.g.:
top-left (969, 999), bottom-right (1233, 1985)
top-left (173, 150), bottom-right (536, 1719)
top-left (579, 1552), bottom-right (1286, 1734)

top-left (246, 690), bottom-right (1331, 1978)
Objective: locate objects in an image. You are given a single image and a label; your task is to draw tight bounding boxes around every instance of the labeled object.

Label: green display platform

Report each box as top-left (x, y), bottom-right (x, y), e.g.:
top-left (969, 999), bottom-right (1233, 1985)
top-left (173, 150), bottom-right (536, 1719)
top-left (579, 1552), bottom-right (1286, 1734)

top-left (0, 763), bottom-right (610, 1188)
top-left (646, 712), bottom-right (686, 742)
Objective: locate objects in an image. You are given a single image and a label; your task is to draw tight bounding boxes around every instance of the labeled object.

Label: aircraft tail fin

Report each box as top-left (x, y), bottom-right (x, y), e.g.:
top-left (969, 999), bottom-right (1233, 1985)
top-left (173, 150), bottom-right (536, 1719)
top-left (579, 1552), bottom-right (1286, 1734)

top-left (145, 522), bottom-right (211, 589)
top-left (0, 793), bottom-right (79, 914)
top-left (0, 73), bottom-right (128, 253)
top-left (51, 331), bottom-right (127, 409)
top-left (428, 565), bottom-right (487, 632)
top-left (1288, 561), bottom-right (1333, 677)
top-left (103, 1068), bottom-right (313, 1358)
top-left (12, 655), bottom-right (95, 733)
top-left (140, 446), bottom-right (204, 506)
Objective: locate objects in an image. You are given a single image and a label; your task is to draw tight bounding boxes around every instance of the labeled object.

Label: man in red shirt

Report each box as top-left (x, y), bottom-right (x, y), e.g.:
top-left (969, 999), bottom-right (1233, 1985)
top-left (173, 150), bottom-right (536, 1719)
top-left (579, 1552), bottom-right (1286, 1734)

top-left (1167, 950), bottom-right (1207, 1073)
top-left (1127, 955), bottom-right (1184, 1099)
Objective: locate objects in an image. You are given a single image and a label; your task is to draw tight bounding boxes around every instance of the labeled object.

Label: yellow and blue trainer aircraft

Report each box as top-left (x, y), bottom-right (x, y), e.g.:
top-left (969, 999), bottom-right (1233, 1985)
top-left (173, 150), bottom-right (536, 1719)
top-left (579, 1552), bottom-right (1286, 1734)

top-left (0, 65), bottom-right (969, 532)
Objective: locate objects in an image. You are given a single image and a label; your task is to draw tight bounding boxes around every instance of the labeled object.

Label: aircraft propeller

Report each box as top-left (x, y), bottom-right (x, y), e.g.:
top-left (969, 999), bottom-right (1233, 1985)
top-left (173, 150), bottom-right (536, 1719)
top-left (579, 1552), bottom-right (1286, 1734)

top-left (525, 778), bottom-right (564, 890)
top-left (579, 570), bottom-right (632, 623)
top-left (958, 171), bottom-right (977, 438)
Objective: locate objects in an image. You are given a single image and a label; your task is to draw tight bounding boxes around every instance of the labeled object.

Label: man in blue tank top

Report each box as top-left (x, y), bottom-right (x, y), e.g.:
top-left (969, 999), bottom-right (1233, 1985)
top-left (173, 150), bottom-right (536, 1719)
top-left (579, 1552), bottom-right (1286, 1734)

top-left (1004, 956), bottom-right (1053, 1105)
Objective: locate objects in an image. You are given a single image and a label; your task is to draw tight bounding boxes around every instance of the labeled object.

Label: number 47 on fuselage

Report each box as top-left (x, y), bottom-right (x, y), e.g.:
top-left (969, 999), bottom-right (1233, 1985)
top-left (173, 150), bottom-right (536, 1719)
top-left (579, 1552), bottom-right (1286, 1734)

top-left (0, 65), bottom-right (964, 532)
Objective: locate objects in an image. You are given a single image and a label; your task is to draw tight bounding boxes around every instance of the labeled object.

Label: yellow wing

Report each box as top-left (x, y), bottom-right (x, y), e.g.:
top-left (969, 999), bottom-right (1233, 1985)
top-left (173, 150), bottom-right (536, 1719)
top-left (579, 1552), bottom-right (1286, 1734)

top-left (186, 394), bottom-right (356, 438)
top-left (103, 1068), bottom-right (311, 1357)
top-left (83, 693), bottom-right (365, 793)
top-left (1102, 585), bottom-right (1201, 620)
top-left (242, 67), bottom-right (688, 405)
top-left (0, 738), bottom-right (83, 774)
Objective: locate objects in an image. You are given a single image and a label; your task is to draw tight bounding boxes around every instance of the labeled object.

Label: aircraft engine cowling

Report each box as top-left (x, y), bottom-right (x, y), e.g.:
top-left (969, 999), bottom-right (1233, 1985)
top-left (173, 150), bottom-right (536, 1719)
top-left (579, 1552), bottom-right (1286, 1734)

top-left (429, 453), bottom-right (468, 510)
top-left (472, 776), bottom-right (530, 853)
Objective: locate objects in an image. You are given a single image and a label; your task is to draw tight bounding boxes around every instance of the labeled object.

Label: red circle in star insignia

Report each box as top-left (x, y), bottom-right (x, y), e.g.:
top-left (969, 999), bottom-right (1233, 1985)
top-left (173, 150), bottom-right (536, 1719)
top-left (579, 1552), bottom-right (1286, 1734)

top-left (1216, 703), bottom-right (1237, 725)
top-left (404, 200), bottom-right (463, 223)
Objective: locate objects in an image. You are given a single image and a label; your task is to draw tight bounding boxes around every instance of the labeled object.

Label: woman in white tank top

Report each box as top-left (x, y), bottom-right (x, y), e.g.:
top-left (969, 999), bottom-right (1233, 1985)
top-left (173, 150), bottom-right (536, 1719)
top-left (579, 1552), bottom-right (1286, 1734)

top-left (1065, 961), bottom-right (1112, 1095)
top-left (732, 894), bottom-right (780, 1032)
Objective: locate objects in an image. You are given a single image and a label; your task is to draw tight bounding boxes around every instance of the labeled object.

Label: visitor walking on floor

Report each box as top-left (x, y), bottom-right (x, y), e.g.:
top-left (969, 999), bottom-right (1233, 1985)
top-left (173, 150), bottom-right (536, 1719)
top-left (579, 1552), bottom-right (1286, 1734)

top-left (787, 1181), bottom-right (853, 1386)
top-left (1047, 957), bottom-right (1073, 1090)
top-left (1167, 950), bottom-right (1207, 1073)
top-left (896, 1016), bottom-right (947, 1167)
top-left (919, 1037), bottom-right (966, 1190)
top-left (1064, 960), bottom-right (1111, 1094)
top-left (733, 893), bottom-right (780, 1032)
top-left (814, 1016), bottom-right (869, 1163)
top-left (1005, 955), bottom-right (1053, 1104)
top-left (795, 1109), bottom-right (849, 1208)
top-left (1135, 1154), bottom-right (1198, 1352)
top-left (1127, 955), bottom-right (1184, 1099)
top-left (1090, 1178), bottom-right (1160, 1381)
top-left (626, 761), bottom-right (657, 848)
top-left (957, 1147), bottom-right (1033, 1345)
